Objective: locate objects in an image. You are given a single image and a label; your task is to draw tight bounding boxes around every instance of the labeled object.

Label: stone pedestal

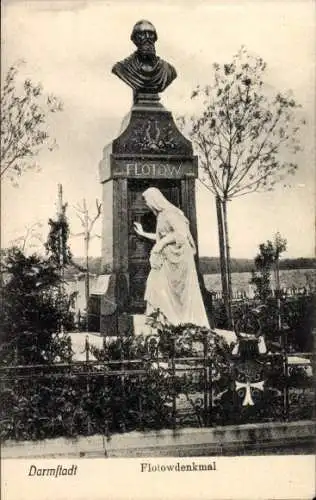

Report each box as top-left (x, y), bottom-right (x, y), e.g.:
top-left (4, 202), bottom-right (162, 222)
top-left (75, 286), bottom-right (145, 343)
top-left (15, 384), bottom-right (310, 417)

top-left (98, 100), bottom-right (207, 335)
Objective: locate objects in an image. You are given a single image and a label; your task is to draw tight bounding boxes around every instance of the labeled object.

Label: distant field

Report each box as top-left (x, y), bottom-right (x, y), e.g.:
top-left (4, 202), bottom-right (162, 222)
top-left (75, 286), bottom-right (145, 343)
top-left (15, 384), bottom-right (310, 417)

top-left (66, 268), bottom-right (316, 313)
top-left (204, 268), bottom-right (316, 295)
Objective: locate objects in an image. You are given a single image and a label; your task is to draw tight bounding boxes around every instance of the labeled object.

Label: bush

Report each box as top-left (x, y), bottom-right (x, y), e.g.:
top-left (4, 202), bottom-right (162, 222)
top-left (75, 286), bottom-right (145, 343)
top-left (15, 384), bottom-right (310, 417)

top-left (0, 313), bottom-right (313, 442)
top-left (211, 294), bottom-right (314, 352)
top-left (0, 365), bottom-right (175, 440)
top-left (0, 247), bottom-right (75, 364)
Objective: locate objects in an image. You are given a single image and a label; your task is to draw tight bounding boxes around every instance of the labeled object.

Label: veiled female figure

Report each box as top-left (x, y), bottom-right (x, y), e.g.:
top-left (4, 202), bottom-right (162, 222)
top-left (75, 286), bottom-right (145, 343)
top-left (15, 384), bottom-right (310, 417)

top-left (134, 187), bottom-right (210, 328)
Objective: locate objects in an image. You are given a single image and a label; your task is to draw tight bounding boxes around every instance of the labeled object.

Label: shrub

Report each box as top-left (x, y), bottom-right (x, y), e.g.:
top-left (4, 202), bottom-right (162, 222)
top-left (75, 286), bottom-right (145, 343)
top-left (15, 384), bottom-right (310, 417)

top-left (0, 247), bottom-right (75, 364)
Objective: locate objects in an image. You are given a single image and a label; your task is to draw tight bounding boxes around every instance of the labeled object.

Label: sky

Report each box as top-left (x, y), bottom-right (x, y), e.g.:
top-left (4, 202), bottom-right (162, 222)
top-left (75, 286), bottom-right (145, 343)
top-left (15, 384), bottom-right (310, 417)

top-left (1, 0), bottom-right (315, 259)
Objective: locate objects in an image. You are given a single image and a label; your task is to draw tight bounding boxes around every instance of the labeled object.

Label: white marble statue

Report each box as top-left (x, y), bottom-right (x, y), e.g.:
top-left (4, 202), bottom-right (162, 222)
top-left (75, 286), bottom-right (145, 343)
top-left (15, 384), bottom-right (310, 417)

top-left (134, 187), bottom-right (210, 328)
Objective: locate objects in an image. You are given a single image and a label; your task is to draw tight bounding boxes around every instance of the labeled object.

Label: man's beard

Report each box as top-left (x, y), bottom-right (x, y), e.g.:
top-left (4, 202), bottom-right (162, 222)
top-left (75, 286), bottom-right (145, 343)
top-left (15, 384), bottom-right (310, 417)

top-left (138, 42), bottom-right (156, 62)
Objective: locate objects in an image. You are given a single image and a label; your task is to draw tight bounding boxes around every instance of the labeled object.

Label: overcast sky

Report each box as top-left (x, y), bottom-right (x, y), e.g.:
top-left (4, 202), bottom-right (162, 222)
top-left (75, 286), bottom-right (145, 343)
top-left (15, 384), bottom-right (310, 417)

top-left (1, 0), bottom-right (315, 259)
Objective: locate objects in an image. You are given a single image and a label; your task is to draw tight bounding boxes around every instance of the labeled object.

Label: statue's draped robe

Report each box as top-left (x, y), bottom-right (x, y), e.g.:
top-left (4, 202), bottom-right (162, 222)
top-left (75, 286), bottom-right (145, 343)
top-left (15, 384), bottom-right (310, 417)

top-left (145, 207), bottom-right (210, 328)
top-left (112, 53), bottom-right (177, 93)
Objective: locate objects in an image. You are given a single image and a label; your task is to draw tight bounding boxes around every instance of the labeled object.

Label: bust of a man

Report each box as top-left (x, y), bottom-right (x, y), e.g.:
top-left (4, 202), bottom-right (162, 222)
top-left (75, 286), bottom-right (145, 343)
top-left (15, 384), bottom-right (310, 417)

top-left (112, 20), bottom-right (177, 97)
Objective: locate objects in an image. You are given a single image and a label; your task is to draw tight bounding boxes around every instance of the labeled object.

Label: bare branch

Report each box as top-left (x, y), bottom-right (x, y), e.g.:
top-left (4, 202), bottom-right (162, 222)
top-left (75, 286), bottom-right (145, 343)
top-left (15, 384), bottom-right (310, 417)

top-left (197, 177), bottom-right (218, 197)
top-left (228, 165), bottom-right (281, 197)
top-left (88, 199), bottom-right (102, 233)
top-left (74, 212), bottom-right (86, 227)
top-left (228, 117), bottom-right (286, 193)
top-left (228, 187), bottom-right (267, 199)
top-left (70, 232), bottom-right (85, 238)
top-left (197, 134), bottom-right (224, 193)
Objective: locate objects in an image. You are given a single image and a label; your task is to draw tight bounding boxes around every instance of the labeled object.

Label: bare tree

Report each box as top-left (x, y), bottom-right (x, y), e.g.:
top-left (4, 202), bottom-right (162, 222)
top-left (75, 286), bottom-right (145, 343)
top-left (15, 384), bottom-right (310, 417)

top-left (9, 221), bottom-right (44, 253)
top-left (72, 199), bottom-right (102, 331)
top-left (1, 63), bottom-right (63, 185)
top-left (179, 47), bottom-right (304, 326)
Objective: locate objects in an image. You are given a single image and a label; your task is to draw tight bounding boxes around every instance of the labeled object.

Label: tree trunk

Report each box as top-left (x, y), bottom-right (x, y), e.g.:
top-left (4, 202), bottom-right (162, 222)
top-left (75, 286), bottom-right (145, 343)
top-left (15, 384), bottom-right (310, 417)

top-left (85, 234), bottom-right (90, 332)
top-left (222, 198), bottom-right (233, 328)
top-left (58, 184), bottom-right (64, 334)
top-left (215, 196), bottom-right (230, 324)
top-left (82, 199), bottom-right (90, 332)
top-left (274, 257), bottom-right (282, 334)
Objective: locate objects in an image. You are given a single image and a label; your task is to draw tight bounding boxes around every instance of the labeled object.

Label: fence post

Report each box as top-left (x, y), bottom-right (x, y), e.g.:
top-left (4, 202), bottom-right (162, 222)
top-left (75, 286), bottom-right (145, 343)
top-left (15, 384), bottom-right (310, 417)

top-left (14, 339), bottom-right (18, 365)
top-left (138, 386), bottom-right (144, 431)
top-left (85, 335), bottom-right (90, 362)
top-left (282, 325), bottom-right (289, 421)
top-left (120, 337), bottom-right (127, 433)
top-left (208, 358), bottom-right (213, 427)
top-left (203, 336), bottom-right (209, 426)
top-left (283, 352), bottom-right (289, 421)
top-left (171, 336), bottom-right (176, 431)
top-left (84, 335), bottom-right (92, 434)
top-left (102, 339), bottom-right (110, 440)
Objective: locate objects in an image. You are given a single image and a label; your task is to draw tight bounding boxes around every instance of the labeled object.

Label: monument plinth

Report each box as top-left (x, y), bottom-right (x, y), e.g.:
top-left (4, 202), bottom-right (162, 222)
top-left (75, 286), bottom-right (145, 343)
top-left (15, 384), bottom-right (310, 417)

top-left (97, 20), bottom-right (207, 335)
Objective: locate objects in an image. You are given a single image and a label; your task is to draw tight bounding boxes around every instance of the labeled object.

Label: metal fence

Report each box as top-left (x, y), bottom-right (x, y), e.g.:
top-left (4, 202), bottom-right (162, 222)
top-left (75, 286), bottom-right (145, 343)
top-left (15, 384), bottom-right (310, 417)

top-left (0, 331), bottom-right (314, 441)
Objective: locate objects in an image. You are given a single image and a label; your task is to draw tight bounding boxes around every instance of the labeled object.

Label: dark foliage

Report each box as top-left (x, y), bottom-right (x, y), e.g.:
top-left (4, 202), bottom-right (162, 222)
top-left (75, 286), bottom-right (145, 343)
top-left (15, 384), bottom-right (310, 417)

top-left (0, 316), bottom-right (313, 441)
top-left (45, 208), bottom-right (73, 268)
top-left (0, 247), bottom-right (75, 365)
top-left (211, 293), bottom-right (314, 353)
top-left (250, 234), bottom-right (287, 302)
top-left (282, 295), bottom-right (315, 352)
top-left (0, 365), bottom-right (176, 441)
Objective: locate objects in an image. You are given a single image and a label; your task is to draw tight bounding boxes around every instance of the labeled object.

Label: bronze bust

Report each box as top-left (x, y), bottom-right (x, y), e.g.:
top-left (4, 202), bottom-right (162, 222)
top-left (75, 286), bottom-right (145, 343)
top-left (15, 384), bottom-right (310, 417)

top-left (112, 20), bottom-right (177, 99)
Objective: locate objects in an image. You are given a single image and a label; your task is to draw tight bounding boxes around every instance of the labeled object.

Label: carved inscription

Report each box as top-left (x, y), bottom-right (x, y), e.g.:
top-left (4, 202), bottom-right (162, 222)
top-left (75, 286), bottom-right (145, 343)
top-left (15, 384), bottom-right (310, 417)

top-left (111, 160), bottom-right (197, 179)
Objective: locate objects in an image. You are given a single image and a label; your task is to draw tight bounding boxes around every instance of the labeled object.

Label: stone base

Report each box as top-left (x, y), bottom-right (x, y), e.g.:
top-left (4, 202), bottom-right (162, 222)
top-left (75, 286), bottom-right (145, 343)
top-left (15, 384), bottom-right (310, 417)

top-left (100, 311), bottom-right (153, 337)
top-left (2, 420), bottom-right (314, 458)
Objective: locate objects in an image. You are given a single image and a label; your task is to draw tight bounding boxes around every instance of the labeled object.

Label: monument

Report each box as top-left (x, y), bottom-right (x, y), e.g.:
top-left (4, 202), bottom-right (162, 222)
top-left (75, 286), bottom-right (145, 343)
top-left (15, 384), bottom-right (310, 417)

top-left (112, 20), bottom-right (177, 100)
top-left (97, 20), bottom-right (210, 335)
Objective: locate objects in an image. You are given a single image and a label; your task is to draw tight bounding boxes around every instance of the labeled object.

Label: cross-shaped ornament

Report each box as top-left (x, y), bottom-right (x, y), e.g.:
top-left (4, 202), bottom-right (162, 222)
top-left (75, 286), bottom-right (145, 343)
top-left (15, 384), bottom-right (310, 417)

top-left (235, 380), bottom-right (265, 406)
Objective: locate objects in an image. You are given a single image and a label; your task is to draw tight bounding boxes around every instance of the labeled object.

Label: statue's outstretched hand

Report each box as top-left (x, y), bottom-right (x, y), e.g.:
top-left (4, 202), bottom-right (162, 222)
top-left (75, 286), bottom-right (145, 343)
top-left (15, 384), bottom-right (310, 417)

top-left (134, 222), bottom-right (144, 237)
